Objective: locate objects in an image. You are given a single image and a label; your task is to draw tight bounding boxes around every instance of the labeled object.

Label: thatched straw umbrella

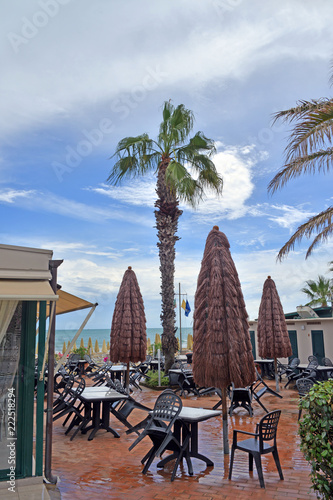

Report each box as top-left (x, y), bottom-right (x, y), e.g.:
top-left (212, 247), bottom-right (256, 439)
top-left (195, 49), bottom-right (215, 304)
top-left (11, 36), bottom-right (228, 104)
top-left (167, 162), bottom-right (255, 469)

top-left (110, 266), bottom-right (147, 391)
top-left (192, 226), bottom-right (256, 454)
top-left (80, 338), bottom-right (85, 349)
top-left (62, 341), bottom-right (67, 355)
top-left (107, 340), bottom-right (110, 351)
top-left (257, 276), bottom-right (292, 392)
top-left (94, 339), bottom-right (100, 353)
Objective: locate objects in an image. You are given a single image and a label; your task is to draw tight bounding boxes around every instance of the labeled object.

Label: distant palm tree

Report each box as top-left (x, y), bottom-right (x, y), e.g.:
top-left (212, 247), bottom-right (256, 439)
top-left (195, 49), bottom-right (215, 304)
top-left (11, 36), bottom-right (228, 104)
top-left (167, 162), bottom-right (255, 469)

top-left (301, 275), bottom-right (332, 307)
top-left (107, 101), bottom-right (223, 371)
top-left (268, 71), bottom-right (333, 259)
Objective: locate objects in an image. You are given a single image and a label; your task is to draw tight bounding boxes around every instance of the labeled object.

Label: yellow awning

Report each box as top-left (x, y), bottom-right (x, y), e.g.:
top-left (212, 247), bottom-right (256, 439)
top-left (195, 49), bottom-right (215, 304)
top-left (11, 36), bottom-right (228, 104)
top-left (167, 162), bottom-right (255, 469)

top-left (0, 280), bottom-right (58, 301)
top-left (51, 289), bottom-right (95, 316)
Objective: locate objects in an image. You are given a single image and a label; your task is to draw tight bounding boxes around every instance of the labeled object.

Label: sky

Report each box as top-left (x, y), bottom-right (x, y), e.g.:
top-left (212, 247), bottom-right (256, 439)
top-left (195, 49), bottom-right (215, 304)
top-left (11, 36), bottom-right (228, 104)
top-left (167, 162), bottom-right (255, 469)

top-left (2, 0), bottom-right (333, 330)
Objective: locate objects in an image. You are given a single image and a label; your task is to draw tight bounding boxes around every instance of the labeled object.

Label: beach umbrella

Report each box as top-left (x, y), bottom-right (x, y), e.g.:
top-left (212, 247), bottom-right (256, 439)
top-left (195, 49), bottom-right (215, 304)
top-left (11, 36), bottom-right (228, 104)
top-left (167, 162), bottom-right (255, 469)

top-left (102, 339), bottom-right (108, 354)
top-left (80, 338), bottom-right (85, 349)
top-left (154, 333), bottom-right (161, 345)
top-left (187, 334), bottom-right (193, 350)
top-left (87, 337), bottom-right (93, 354)
top-left (94, 339), bottom-right (100, 353)
top-left (192, 226), bottom-right (256, 454)
top-left (62, 341), bottom-right (67, 355)
top-left (110, 266), bottom-right (147, 391)
top-left (257, 276), bottom-right (292, 392)
top-left (73, 341), bottom-right (77, 351)
top-left (107, 340), bottom-right (110, 351)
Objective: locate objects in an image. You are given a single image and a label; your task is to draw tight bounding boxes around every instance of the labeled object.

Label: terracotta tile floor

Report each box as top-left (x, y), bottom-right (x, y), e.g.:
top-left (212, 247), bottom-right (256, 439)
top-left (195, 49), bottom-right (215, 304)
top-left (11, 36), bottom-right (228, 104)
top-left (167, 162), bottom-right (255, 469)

top-left (48, 378), bottom-right (317, 500)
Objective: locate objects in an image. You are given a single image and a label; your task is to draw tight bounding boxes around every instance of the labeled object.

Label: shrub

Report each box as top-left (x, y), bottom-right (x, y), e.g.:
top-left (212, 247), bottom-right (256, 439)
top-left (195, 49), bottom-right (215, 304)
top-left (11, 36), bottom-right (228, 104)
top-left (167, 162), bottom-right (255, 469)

top-left (298, 380), bottom-right (333, 499)
top-left (144, 370), bottom-right (169, 388)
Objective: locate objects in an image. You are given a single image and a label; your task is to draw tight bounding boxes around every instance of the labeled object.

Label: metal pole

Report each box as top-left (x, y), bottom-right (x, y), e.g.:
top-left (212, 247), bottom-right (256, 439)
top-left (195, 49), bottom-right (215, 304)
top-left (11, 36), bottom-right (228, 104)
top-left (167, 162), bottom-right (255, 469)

top-left (157, 349), bottom-right (161, 386)
top-left (44, 259), bottom-right (62, 484)
top-left (179, 283), bottom-right (182, 353)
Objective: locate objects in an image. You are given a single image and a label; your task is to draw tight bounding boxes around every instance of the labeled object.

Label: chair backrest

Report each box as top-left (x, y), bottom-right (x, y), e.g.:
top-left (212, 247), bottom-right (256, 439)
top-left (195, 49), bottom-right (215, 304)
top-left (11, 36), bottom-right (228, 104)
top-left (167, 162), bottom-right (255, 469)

top-left (307, 359), bottom-right (318, 369)
top-left (70, 376), bottom-right (86, 398)
top-left (322, 357), bottom-right (333, 367)
top-left (296, 377), bottom-right (314, 396)
top-left (308, 355), bottom-right (318, 364)
top-left (290, 357), bottom-right (300, 368)
top-left (259, 410), bottom-right (281, 449)
top-left (152, 390), bottom-right (182, 427)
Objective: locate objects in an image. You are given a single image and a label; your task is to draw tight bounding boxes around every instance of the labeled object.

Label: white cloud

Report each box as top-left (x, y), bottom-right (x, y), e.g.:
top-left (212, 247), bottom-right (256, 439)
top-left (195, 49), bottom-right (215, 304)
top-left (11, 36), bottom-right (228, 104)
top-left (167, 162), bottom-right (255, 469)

top-left (0, 188), bottom-right (35, 203)
top-left (1, 1), bottom-right (332, 139)
top-left (268, 204), bottom-right (315, 231)
top-left (88, 181), bottom-right (156, 208)
top-left (0, 188), bottom-right (153, 227)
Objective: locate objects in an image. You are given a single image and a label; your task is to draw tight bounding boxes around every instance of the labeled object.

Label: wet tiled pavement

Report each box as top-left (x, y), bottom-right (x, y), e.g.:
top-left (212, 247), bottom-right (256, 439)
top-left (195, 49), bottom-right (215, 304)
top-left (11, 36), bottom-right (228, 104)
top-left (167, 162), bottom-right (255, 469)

top-left (48, 379), bottom-right (317, 500)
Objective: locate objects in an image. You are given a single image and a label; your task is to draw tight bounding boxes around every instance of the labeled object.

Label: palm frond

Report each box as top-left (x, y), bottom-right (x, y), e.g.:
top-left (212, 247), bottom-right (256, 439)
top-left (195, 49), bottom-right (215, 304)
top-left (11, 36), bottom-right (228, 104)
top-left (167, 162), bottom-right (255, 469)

top-left (177, 132), bottom-right (216, 156)
top-left (158, 102), bottom-right (194, 151)
top-left (277, 206), bottom-right (333, 260)
top-left (272, 98), bottom-right (332, 125)
top-left (164, 161), bottom-right (203, 206)
top-left (285, 105), bottom-right (333, 160)
top-left (107, 134), bottom-right (160, 184)
top-left (268, 148), bottom-right (333, 193)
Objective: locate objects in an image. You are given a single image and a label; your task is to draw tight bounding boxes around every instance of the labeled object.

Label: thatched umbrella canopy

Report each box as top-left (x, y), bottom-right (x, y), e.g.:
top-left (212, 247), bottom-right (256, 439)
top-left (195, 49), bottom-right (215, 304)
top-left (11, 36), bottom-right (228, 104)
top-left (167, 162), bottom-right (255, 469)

top-left (192, 226), bottom-right (256, 454)
top-left (257, 276), bottom-right (292, 391)
top-left (110, 266), bottom-right (147, 390)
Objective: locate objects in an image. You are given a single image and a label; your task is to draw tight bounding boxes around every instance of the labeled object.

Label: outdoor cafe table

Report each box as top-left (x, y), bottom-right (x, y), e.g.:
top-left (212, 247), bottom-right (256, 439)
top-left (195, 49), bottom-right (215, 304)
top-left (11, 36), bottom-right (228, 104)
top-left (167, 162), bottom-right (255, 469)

top-left (297, 364), bottom-right (333, 381)
top-left (156, 407), bottom-right (222, 474)
top-left (109, 364), bottom-right (134, 383)
top-left (79, 387), bottom-right (128, 441)
top-left (254, 359), bottom-right (275, 379)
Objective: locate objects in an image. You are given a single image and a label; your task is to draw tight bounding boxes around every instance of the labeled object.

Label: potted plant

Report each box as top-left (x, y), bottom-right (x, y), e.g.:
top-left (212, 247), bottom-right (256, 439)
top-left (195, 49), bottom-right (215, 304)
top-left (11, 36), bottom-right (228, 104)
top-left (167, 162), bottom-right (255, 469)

top-left (72, 346), bottom-right (88, 359)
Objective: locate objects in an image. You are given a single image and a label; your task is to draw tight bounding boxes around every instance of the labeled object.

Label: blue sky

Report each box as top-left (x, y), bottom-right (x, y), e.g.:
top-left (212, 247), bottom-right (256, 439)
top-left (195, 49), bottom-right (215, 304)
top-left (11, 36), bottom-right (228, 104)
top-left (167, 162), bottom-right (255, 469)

top-left (2, 0), bottom-right (333, 329)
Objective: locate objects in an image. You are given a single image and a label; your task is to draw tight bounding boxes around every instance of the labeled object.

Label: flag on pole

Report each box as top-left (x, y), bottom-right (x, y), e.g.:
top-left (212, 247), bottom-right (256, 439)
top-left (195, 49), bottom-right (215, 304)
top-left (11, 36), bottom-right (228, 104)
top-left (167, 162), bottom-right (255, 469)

top-left (181, 299), bottom-right (186, 311)
top-left (185, 300), bottom-right (191, 317)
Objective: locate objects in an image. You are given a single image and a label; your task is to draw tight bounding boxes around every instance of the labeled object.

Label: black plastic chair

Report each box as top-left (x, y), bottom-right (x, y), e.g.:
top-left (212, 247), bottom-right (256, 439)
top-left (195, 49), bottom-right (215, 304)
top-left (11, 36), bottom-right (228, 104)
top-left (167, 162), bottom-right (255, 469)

top-left (106, 378), bottom-right (152, 433)
top-left (66, 353), bottom-right (81, 374)
top-left (286, 359), bottom-right (318, 387)
top-left (278, 357), bottom-right (299, 382)
top-left (296, 377), bottom-right (314, 420)
top-left (178, 364), bottom-right (200, 397)
top-left (83, 354), bottom-right (104, 376)
top-left (251, 370), bottom-right (282, 412)
top-left (229, 383), bottom-right (253, 417)
top-left (321, 357), bottom-right (333, 366)
top-left (308, 355), bottom-right (318, 364)
top-left (129, 389), bottom-right (190, 481)
top-left (229, 410), bottom-right (283, 488)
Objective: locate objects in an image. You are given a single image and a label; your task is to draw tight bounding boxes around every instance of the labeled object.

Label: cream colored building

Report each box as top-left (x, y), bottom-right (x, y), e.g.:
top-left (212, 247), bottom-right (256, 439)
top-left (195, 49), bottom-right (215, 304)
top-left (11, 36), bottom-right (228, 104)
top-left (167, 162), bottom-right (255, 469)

top-left (248, 306), bottom-right (333, 364)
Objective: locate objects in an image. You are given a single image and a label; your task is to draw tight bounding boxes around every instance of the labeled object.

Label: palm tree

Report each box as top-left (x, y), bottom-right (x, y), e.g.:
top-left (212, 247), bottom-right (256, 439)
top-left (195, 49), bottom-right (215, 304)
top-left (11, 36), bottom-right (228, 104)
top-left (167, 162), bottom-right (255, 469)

top-left (107, 102), bottom-right (223, 371)
top-left (301, 275), bottom-right (332, 307)
top-left (268, 84), bottom-right (333, 260)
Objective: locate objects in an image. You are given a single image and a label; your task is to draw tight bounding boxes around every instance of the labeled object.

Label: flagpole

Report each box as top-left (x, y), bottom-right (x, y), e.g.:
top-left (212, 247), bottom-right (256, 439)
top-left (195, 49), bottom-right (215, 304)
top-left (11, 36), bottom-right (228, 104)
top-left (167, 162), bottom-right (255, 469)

top-left (178, 282), bottom-right (182, 353)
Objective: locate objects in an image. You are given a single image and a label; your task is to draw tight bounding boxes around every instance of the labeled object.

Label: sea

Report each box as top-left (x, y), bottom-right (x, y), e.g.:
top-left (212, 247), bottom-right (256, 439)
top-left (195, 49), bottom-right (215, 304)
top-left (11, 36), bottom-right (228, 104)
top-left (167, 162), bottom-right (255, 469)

top-left (55, 327), bottom-right (193, 354)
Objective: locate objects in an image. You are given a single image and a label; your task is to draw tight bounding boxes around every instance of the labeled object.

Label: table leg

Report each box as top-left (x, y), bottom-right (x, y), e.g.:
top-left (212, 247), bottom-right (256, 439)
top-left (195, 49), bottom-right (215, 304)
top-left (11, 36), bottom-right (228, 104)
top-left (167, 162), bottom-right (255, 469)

top-left (188, 422), bottom-right (214, 466)
top-left (101, 401), bottom-right (119, 438)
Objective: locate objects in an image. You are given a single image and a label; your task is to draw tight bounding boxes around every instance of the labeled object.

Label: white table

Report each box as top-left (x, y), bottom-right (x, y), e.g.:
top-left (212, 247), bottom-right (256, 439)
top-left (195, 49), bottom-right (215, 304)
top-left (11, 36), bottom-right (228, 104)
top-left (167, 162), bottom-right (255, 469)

top-left (79, 388), bottom-right (128, 440)
top-left (157, 407), bottom-right (221, 473)
top-left (297, 364), bottom-right (332, 380)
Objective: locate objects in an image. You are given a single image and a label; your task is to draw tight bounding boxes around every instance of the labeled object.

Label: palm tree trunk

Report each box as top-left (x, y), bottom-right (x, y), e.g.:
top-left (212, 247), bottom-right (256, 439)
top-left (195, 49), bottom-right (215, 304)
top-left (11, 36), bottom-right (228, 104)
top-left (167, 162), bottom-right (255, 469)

top-left (155, 159), bottom-right (182, 373)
